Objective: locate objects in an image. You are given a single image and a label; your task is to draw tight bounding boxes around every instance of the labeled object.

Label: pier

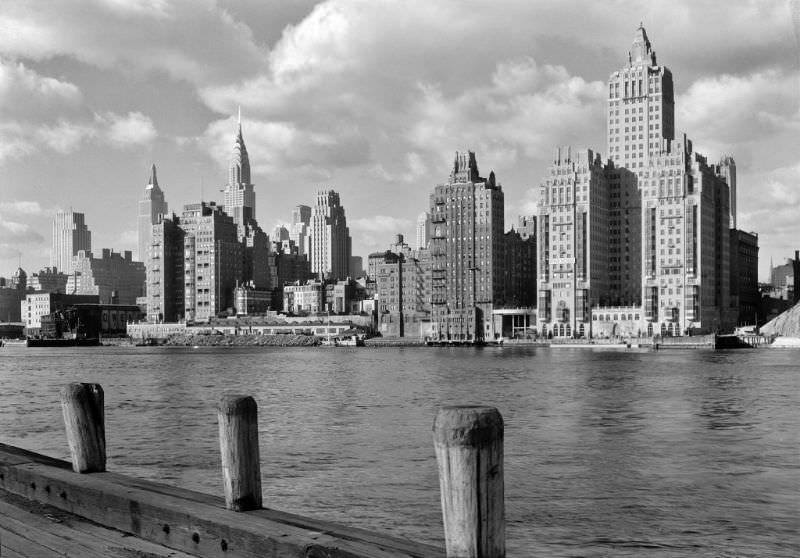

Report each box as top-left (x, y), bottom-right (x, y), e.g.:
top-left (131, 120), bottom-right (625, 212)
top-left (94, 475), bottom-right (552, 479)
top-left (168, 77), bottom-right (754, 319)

top-left (0, 384), bottom-right (505, 558)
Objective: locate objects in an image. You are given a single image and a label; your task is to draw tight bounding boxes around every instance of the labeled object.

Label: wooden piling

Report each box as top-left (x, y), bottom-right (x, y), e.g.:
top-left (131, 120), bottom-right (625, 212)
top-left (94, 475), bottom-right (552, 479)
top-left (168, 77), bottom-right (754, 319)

top-left (60, 383), bottom-right (106, 473)
top-left (433, 406), bottom-right (504, 558)
top-left (217, 394), bottom-right (262, 511)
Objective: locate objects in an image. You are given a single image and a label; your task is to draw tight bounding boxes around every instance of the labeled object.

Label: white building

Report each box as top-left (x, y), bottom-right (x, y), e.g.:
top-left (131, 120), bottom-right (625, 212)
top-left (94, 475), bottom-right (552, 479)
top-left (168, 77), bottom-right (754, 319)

top-left (51, 210), bottom-right (91, 274)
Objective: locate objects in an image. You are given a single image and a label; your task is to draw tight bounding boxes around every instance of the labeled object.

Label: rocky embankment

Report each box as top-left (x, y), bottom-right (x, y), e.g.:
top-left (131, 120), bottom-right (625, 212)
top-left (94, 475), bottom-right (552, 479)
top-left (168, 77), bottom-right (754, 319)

top-left (760, 302), bottom-right (800, 337)
top-left (165, 333), bottom-right (320, 347)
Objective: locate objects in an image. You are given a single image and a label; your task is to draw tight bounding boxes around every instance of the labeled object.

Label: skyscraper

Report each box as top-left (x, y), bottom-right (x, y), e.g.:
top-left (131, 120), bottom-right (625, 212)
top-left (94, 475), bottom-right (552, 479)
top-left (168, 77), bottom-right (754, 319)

top-left (429, 151), bottom-right (504, 342)
top-left (416, 211), bottom-right (430, 250)
top-left (606, 26), bottom-right (731, 335)
top-left (223, 108), bottom-right (256, 228)
top-left (51, 210), bottom-right (91, 274)
top-left (138, 164), bottom-right (168, 262)
top-left (146, 202), bottom-right (242, 323)
top-left (607, 24), bottom-right (674, 171)
top-left (289, 205), bottom-right (311, 256)
top-left (307, 190), bottom-right (352, 281)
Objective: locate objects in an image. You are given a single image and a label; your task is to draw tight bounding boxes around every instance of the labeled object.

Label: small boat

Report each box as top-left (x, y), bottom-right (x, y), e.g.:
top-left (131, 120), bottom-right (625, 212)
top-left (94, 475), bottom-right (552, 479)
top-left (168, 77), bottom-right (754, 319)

top-left (26, 337), bottom-right (100, 347)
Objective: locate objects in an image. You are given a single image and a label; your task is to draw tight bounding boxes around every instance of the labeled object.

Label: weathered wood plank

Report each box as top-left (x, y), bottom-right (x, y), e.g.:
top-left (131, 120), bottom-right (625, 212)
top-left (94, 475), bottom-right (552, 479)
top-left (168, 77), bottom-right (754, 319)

top-left (0, 444), bottom-right (443, 558)
top-left (0, 488), bottom-right (201, 558)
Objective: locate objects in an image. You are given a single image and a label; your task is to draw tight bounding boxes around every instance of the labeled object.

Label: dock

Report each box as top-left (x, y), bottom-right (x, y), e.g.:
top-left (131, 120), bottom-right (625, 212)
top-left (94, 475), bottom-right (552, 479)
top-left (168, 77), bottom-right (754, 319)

top-left (1, 384), bottom-right (506, 558)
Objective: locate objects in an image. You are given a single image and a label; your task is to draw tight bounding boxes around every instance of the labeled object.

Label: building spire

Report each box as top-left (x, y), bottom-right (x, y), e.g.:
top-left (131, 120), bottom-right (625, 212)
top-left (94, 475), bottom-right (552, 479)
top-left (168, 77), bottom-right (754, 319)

top-left (145, 163), bottom-right (159, 190)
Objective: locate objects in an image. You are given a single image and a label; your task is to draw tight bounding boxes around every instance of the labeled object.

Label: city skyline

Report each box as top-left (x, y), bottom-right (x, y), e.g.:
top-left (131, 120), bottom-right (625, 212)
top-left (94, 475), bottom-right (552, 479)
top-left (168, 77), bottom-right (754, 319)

top-left (0, 1), bottom-right (798, 280)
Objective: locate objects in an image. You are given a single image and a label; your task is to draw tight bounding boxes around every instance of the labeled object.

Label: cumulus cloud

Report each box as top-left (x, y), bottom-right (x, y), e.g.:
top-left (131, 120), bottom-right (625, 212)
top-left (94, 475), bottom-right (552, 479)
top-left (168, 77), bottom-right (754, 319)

top-left (102, 111), bottom-right (158, 146)
top-left (0, 220), bottom-right (45, 245)
top-left (0, 58), bottom-right (82, 119)
top-left (0, 0), bottom-right (265, 84)
top-left (350, 215), bottom-right (413, 233)
top-left (0, 200), bottom-right (54, 216)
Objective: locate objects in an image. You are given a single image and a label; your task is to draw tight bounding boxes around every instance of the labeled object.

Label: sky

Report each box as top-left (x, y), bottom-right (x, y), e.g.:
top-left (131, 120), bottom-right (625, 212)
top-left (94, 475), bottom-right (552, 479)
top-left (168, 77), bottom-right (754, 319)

top-left (0, 0), bottom-right (798, 282)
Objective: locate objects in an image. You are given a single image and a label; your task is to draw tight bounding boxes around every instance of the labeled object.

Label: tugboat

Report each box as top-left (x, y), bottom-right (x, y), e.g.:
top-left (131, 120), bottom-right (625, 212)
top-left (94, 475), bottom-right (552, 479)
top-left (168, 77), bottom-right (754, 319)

top-left (27, 308), bottom-right (99, 347)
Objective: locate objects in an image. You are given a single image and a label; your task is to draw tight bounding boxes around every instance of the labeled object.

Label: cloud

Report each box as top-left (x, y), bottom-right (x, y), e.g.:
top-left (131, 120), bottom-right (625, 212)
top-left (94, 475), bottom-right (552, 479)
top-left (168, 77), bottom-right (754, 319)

top-left (0, 58), bottom-right (83, 120)
top-left (37, 119), bottom-right (95, 153)
top-left (350, 215), bottom-right (413, 233)
top-left (0, 220), bottom-right (45, 245)
top-left (102, 111), bottom-right (157, 146)
top-left (677, 69), bottom-right (800, 147)
top-left (0, 0), bottom-right (266, 84)
top-left (0, 200), bottom-right (55, 216)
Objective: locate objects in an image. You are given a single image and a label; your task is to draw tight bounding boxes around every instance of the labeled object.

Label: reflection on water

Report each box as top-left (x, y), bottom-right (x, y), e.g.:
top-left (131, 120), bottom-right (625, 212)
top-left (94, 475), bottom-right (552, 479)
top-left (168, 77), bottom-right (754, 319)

top-left (1, 346), bottom-right (798, 556)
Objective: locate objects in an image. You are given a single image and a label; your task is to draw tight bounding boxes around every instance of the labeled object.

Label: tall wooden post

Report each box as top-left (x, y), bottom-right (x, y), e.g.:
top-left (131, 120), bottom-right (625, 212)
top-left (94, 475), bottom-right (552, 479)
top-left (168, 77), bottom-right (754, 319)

top-left (433, 406), bottom-right (505, 558)
top-left (60, 383), bottom-right (106, 473)
top-left (217, 395), bottom-right (262, 511)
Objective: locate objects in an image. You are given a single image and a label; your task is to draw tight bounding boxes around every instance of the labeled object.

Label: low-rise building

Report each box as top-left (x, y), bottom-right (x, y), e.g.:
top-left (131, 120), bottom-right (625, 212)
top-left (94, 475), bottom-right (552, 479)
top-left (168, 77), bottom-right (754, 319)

top-left (21, 292), bottom-right (99, 336)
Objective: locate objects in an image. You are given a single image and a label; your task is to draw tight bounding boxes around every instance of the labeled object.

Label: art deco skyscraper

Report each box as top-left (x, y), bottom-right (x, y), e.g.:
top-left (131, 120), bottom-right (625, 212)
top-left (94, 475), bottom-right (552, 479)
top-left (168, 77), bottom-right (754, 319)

top-left (307, 190), bottom-right (352, 281)
top-left (609, 26), bottom-right (731, 335)
top-left (51, 210), bottom-right (91, 273)
top-left (607, 24), bottom-right (675, 171)
top-left (429, 151), bottom-right (504, 342)
top-left (223, 108), bottom-right (256, 227)
top-left (137, 164), bottom-right (168, 262)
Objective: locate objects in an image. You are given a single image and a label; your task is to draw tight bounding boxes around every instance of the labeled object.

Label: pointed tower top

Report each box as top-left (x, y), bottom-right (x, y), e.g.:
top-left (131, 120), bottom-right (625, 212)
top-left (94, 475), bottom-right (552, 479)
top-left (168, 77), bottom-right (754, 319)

top-left (630, 23), bottom-right (656, 66)
top-left (146, 164), bottom-right (158, 189)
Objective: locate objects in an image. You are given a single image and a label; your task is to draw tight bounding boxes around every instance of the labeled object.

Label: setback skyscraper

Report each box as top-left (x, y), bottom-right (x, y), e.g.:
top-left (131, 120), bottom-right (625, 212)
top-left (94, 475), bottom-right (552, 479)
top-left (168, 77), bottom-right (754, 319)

top-left (138, 164), bottom-right (168, 262)
top-left (223, 108), bottom-right (256, 227)
top-left (51, 210), bottom-right (91, 274)
top-left (306, 190), bottom-right (352, 281)
top-left (429, 151), bottom-right (504, 342)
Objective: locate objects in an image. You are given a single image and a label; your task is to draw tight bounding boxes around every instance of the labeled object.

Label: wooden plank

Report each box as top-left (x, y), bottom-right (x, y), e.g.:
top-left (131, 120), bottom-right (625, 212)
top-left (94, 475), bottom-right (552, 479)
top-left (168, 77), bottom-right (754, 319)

top-left (0, 447), bottom-right (444, 558)
top-left (0, 490), bottom-right (199, 558)
top-left (0, 500), bottom-right (113, 557)
top-left (1, 526), bottom-right (63, 558)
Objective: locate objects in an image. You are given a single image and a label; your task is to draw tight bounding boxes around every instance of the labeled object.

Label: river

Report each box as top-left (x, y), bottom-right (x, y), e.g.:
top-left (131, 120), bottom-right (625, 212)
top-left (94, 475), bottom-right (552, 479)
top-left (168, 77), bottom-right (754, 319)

top-left (1, 345), bottom-right (798, 556)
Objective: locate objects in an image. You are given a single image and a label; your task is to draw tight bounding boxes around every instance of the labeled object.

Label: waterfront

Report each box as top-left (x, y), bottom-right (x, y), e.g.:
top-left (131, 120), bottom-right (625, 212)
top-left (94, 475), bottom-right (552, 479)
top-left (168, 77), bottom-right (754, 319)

top-left (1, 346), bottom-right (798, 556)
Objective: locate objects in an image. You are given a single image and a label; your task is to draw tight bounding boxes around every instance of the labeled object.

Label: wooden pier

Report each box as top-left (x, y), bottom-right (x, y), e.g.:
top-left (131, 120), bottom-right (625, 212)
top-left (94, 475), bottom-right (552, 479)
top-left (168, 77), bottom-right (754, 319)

top-left (0, 384), bottom-right (506, 558)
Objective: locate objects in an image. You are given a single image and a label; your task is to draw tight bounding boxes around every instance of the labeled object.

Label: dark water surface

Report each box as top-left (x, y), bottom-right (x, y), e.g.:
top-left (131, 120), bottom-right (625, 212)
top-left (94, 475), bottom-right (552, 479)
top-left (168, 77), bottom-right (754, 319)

top-left (1, 346), bottom-right (798, 556)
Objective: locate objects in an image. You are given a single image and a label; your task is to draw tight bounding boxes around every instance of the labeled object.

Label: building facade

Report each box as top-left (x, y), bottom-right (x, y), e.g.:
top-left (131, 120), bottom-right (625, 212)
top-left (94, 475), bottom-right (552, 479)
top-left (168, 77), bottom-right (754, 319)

top-left (66, 249), bottom-right (146, 305)
top-left (416, 211), bottom-right (430, 250)
top-left (146, 202), bottom-right (242, 323)
top-left (429, 151), bottom-right (504, 342)
top-left (537, 147), bottom-right (610, 338)
top-left (729, 229), bottom-right (759, 326)
top-left (137, 164), bottom-right (168, 262)
top-left (21, 292), bottom-right (99, 335)
top-left (51, 210), bottom-right (91, 273)
top-left (306, 190), bottom-right (352, 281)
top-left (28, 267), bottom-right (69, 293)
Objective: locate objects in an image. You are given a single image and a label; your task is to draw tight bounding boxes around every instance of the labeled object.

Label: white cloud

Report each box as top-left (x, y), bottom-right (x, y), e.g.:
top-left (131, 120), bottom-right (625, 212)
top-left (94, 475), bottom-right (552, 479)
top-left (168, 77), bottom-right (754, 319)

top-left (0, 200), bottom-right (54, 216)
top-left (102, 111), bottom-right (157, 146)
top-left (350, 215), bottom-right (413, 233)
top-left (0, 220), bottom-right (45, 245)
top-left (37, 119), bottom-right (95, 153)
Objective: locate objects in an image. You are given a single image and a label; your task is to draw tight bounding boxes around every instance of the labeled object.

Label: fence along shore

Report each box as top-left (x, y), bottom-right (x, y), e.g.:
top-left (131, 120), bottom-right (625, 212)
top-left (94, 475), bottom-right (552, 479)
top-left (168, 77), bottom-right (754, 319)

top-left (0, 382), bottom-right (506, 558)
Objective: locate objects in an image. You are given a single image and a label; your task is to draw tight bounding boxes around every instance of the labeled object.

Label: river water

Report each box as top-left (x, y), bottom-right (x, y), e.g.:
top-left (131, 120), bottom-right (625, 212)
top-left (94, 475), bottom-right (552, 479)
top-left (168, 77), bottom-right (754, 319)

top-left (0, 346), bottom-right (798, 556)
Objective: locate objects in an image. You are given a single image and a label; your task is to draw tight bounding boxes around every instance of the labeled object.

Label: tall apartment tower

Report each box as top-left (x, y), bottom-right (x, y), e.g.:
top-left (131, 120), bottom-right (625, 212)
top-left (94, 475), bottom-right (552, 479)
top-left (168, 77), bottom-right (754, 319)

top-left (51, 210), bottom-right (91, 273)
top-left (607, 24), bottom-right (675, 171)
top-left (223, 109), bottom-right (256, 227)
top-left (307, 191), bottom-right (352, 281)
top-left (416, 211), bottom-right (430, 250)
top-left (147, 202), bottom-right (243, 323)
top-left (137, 164), bottom-right (168, 262)
top-left (537, 148), bottom-right (610, 338)
top-left (609, 25), bottom-right (732, 335)
top-left (429, 151), bottom-right (504, 342)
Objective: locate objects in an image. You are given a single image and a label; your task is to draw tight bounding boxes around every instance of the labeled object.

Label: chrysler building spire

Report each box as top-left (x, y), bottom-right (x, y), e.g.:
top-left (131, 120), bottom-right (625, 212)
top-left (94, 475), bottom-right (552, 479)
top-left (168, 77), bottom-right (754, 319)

top-left (224, 109), bottom-right (255, 226)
